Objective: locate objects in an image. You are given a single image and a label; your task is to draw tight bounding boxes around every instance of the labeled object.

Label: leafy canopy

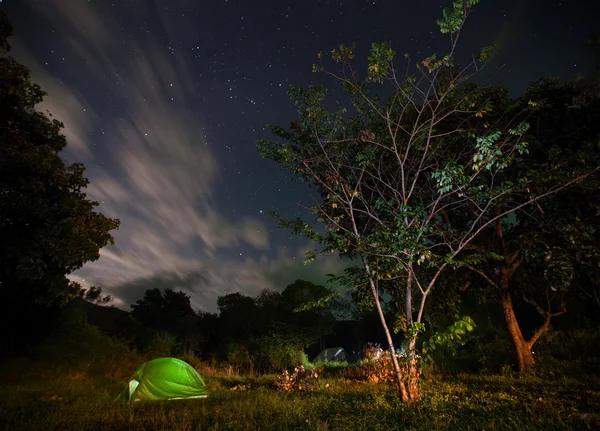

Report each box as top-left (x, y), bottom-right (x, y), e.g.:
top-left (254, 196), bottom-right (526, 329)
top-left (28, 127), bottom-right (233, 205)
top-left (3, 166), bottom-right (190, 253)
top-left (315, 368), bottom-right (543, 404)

top-left (0, 12), bottom-right (120, 310)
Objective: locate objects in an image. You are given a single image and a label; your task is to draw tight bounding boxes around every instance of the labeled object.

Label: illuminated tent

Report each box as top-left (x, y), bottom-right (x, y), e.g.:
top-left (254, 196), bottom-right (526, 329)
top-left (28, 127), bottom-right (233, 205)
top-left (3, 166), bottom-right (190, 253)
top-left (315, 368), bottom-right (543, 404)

top-left (118, 357), bottom-right (208, 403)
top-left (314, 347), bottom-right (349, 363)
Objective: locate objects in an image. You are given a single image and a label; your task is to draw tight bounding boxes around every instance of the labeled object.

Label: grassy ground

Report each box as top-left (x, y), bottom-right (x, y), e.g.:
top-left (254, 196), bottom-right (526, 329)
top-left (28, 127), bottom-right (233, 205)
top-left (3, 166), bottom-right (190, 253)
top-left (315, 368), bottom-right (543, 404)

top-left (1, 371), bottom-right (599, 431)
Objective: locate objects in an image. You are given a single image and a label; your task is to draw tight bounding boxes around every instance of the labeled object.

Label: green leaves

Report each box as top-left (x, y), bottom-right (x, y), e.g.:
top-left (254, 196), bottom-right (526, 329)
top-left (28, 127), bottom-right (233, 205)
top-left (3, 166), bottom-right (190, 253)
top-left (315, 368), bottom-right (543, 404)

top-left (507, 121), bottom-right (530, 136)
top-left (303, 249), bottom-right (318, 266)
top-left (366, 42), bottom-right (396, 83)
top-left (421, 316), bottom-right (476, 361)
top-left (543, 249), bottom-right (575, 291)
top-left (418, 53), bottom-right (454, 74)
top-left (431, 162), bottom-right (467, 194)
top-left (331, 43), bottom-right (356, 63)
top-left (472, 130), bottom-right (507, 171)
top-left (292, 291), bottom-right (344, 313)
top-left (476, 44), bottom-right (498, 62)
top-left (408, 321), bottom-right (426, 338)
top-left (437, 0), bottom-right (479, 34)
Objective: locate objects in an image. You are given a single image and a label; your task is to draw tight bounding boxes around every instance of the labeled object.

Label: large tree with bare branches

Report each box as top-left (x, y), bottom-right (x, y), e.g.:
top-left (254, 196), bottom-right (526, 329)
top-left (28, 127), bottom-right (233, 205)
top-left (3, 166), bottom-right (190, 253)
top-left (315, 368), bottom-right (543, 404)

top-left (257, 0), bottom-right (598, 403)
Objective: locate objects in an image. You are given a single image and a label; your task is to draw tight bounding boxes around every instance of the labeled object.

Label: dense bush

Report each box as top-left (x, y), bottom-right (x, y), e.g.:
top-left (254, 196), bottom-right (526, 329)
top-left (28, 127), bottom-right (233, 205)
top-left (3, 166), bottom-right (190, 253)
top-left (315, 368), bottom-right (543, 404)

top-left (144, 332), bottom-right (178, 359)
top-left (533, 328), bottom-right (600, 377)
top-left (254, 336), bottom-right (306, 373)
top-left (421, 323), bottom-right (513, 374)
top-left (33, 302), bottom-right (141, 378)
top-left (227, 343), bottom-right (255, 374)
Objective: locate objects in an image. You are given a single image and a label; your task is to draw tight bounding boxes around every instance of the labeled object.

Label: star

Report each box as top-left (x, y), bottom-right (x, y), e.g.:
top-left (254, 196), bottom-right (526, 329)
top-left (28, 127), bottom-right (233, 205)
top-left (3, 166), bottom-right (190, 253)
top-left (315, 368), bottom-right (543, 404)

top-left (9, 0), bottom-right (595, 315)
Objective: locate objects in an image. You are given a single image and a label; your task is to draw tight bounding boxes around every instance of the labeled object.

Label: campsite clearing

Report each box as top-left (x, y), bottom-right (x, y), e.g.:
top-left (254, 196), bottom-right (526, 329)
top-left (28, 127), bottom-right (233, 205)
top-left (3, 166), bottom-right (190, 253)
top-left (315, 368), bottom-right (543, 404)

top-left (1, 372), bottom-right (598, 430)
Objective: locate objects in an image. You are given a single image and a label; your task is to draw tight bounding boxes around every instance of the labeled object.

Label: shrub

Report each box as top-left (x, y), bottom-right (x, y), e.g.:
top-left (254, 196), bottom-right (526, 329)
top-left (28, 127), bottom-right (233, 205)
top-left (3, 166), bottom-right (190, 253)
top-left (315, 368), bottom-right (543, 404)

top-left (33, 302), bottom-right (140, 378)
top-left (274, 366), bottom-right (319, 392)
top-left (443, 324), bottom-right (514, 374)
top-left (228, 344), bottom-right (255, 374)
top-left (357, 354), bottom-right (411, 384)
top-left (145, 332), bottom-right (178, 359)
top-left (254, 336), bottom-right (305, 373)
top-left (533, 328), bottom-right (600, 377)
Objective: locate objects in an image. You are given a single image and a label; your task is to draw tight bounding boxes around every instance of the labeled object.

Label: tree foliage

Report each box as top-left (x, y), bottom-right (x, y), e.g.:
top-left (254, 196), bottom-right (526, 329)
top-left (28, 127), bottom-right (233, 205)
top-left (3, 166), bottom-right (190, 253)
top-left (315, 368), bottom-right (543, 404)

top-left (131, 288), bottom-right (196, 330)
top-left (214, 280), bottom-right (337, 372)
top-left (453, 77), bottom-right (600, 370)
top-left (131, 288), bottom-right (205, 355)
top-left (0, 12), bottom-right (120, 353)
top-left (257, 0), bottom-right (597, 402)
top-left (0, 13), bottom-right (119, 306)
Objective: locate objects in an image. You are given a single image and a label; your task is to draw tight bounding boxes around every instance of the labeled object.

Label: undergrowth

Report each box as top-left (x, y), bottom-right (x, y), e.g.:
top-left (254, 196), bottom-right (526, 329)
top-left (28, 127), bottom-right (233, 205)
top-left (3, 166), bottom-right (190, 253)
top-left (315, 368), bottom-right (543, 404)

top-left (2, 304), bottom-right (599, 430)
top-left (0, 370), bottom-right (598, 431)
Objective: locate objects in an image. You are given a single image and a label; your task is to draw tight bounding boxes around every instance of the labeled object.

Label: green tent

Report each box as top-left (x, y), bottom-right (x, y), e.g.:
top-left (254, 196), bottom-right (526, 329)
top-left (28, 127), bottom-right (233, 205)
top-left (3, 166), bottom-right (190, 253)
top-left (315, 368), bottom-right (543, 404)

top-left (119, 357), bottom-right (208, 403)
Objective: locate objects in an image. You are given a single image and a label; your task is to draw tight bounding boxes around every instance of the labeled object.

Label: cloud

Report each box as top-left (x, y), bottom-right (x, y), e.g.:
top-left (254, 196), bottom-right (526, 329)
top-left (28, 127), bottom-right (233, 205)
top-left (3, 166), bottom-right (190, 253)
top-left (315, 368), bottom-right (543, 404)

top-left (75, 243), bottom-right (355, 313)
top-left (16, 0), bottom-right (358, 313)
top-left (12, 0), bottom-right (280, 310)
top-left (10, 41), bottom-right (95, 161)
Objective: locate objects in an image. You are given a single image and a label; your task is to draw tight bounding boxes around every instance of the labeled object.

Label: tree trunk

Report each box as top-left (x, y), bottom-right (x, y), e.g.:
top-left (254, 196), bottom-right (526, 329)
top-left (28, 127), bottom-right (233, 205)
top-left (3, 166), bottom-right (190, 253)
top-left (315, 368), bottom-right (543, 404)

top-left (498, 267), bottom-right (535, 371)
top-left (405, 266), bottom-right (419, 402)
top-left (498, 290), bottom-right (535, 370)
top-left (360, 255), bottom-right (414, 402)
top-left (468, 233), bottom-right (563, 372)
top-left (368, 277), bottom-right (412, 403)
top-left (406, 341), bottom-right (420, 402)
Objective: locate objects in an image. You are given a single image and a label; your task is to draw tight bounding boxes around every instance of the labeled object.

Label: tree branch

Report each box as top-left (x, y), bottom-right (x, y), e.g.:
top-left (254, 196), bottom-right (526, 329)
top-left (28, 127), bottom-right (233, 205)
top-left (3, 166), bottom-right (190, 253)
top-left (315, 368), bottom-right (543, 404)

top-left (523, 296), bottom-right (567, 349)
top-left (465, 264), bottom-right (499, 290)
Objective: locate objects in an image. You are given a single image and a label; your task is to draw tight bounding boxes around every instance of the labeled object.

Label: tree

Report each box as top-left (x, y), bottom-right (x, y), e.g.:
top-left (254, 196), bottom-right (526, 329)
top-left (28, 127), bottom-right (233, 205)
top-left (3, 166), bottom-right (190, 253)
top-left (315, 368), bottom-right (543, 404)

top-left (196, 310), bottom-right (219, 355)
top-left (131, 288), bottom-right (196, 330)
top-left (279, 279), bottom-right (336, 351)
top-left (458, 78), bottom-right (600, 370)
top-left (0, 12), bottom-right (120, 352)
top-left (257, 0), bottom-right (597, 402)
top-left (80, 285), bottom-right (113, 306)
top-left (212, 284), bottom-right (339, 371)
top-left (131, 288), bottom-right (202, 354)
top-left (216, 292), bottom-right (260, 342)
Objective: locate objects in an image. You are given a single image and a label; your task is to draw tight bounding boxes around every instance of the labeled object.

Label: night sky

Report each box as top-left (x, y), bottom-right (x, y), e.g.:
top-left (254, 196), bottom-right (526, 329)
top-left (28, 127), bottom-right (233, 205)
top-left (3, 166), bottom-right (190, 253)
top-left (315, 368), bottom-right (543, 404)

top-left (3, 0), bottom-right (598, 312)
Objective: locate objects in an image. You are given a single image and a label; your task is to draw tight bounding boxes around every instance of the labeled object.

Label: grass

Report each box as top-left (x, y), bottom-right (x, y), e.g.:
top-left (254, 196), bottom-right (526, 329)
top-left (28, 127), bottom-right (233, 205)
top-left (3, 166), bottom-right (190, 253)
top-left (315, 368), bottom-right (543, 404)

top-left (1, 370), bottom-right (599, 430)
top-left (309, 360), bottom-right (351, 369)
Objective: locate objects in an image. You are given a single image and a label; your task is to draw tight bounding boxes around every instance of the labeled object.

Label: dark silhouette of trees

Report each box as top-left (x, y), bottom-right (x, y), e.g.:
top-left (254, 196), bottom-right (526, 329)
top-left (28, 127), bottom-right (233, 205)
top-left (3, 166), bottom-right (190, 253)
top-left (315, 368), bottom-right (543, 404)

top-left (0, 12), bottom-right (120, 354)
top-left (131, 288), bottom-right (201, 354)
top-left (456, 78), bottom-right (600, 371)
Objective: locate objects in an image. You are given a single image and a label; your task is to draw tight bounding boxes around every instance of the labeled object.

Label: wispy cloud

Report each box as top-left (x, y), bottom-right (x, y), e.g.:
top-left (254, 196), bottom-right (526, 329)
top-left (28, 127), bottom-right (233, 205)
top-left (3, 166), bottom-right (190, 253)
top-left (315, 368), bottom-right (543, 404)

top-left (83, 244), bottom-right (353, 312)
top-left (15, 0), bottom-right (352, 312)
top-left (10, 41), bottom-right (95, 161)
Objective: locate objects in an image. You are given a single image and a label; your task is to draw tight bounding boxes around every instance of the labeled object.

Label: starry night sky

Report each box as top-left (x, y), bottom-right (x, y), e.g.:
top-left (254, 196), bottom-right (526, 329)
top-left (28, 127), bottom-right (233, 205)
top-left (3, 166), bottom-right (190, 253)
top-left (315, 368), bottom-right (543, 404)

top-left (3, 0), bottom-right (598, 312)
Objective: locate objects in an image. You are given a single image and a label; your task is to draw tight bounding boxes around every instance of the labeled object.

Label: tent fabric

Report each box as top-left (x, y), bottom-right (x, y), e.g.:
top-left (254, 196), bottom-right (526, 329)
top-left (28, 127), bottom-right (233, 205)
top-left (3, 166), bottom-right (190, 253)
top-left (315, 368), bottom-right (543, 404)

top-left (119, 357), bottom-right (208, 403)
top-left (313, 347), bottom-right (348, 363)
